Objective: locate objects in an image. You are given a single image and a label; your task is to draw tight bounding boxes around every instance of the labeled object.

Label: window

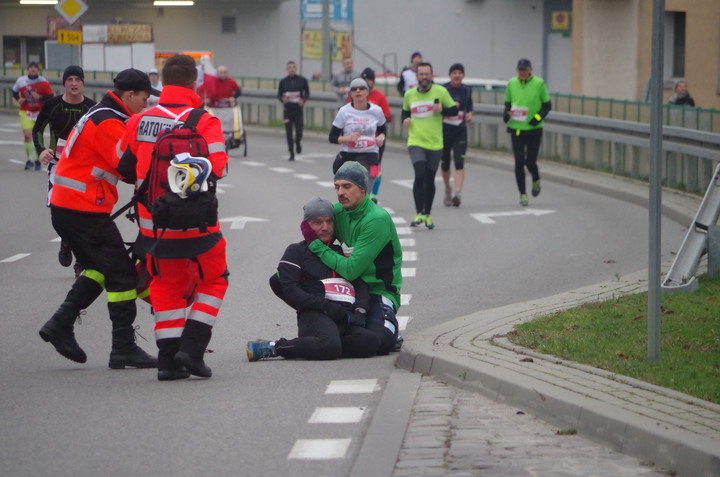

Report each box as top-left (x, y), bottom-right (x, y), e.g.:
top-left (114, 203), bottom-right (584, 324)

top-left (221, 16), bottom-right (236, 34)
top-left (664, 11), bottom-right (686, 81)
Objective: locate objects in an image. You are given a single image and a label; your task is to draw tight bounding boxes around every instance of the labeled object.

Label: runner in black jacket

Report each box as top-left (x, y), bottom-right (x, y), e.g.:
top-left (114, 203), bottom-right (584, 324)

top-left (277, 61), bottom-right (310, 161)
top-left (247, 197), bottom-right (380, 361)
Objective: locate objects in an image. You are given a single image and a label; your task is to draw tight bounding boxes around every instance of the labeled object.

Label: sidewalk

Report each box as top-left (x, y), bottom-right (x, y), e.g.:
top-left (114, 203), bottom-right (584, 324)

top-left (395, 151), bottom-right (720, 477)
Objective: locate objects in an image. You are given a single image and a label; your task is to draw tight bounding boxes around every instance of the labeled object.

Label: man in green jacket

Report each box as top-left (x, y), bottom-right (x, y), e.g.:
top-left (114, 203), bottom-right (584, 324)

top-left (503, 58), bottom-right (551, 206)
top-left (308, 161), bottom-right (403, 354)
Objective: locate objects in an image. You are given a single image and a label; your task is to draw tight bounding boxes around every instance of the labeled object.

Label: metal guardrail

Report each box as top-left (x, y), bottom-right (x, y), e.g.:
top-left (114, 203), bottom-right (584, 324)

top-left (3, 76), bottom-right (719, 193)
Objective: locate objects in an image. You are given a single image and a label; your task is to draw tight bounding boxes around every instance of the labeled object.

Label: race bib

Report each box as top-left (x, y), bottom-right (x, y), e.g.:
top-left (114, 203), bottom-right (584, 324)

top-left (410, 101), bottom-right (434, 119)
top-left (510, 106), bottom-right (528, 122)
top-left (348, 135), bottom-right (376, 152)
top-left (321, 278), bottom-right (356, 304)
top-left (25, 111), bottom-right (39, 121)
top-left (54, 138), bottom-right (67, 160)
top-left (285, 91), bottom-right (301, 103)
top-left (443, 110), bottom-right (465, 126)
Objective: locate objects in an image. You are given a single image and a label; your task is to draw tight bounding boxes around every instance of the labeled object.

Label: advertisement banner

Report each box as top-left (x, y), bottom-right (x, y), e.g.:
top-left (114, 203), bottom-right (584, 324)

top-left (302, 30), bottom-right (352, 60)
top-left (301, 0), bottom-right (352, 23)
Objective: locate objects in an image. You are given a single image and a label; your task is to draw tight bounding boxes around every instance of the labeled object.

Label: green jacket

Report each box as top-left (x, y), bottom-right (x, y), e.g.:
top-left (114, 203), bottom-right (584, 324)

top-left (504, 75), bottom-right (551, 135)
top-left (309, 195), bottom-right (402, 310)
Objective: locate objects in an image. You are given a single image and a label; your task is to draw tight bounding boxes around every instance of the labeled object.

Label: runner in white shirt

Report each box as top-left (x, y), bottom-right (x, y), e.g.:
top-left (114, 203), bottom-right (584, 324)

top-left (328, 78), bottom-right (387, 194)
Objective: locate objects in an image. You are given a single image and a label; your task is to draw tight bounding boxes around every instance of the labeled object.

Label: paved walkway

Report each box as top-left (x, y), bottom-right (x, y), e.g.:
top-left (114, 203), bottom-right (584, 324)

top-left (394, 152), bottom-right (720, 477)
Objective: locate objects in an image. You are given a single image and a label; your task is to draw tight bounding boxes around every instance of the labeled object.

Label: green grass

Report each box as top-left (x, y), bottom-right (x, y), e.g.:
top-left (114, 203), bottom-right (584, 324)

top-left (507, 276), bottom-right (720, 403)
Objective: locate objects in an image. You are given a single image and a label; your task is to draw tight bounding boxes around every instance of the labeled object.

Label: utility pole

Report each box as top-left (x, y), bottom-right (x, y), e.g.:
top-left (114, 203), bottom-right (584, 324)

top-left (321, 0), bottom-right (332, 80)
top-left (647, 0), bottom-right (665, 362)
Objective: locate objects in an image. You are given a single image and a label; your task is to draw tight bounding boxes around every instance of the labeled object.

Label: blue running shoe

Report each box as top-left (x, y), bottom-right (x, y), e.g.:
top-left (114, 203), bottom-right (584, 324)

top-left (247, 340), bottom-right (276, 361)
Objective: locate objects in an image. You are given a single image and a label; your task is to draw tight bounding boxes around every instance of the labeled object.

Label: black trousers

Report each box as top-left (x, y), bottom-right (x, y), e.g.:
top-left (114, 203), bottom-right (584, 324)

top-left (283, 106), bottom-right (303, 152)
top-left (51, 207), bottom-right (137, 327)
top-left (510, 133), bottom-right (542, 194)
top-left (275, 309), bottom-right (380, 360)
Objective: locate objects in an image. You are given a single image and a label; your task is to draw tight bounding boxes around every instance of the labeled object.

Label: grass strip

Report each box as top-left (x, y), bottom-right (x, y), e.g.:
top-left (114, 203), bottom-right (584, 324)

top-left (508, 276), bottom-right (720, 403)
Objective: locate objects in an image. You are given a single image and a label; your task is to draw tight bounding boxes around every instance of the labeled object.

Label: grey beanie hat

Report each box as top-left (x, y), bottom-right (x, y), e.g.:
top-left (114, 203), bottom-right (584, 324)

top-left (334, 161), bottom-right (369, 191)
top-left (303, 197), bottom-right (334, 222)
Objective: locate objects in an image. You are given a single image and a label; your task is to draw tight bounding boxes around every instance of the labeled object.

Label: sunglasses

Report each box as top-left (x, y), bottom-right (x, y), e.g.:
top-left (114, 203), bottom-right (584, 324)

top-left (350, 86), bottom-right (367, 91)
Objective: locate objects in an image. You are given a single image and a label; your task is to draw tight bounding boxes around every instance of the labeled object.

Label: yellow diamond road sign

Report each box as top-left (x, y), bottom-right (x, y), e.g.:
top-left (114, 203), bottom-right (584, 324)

top-left (55, 0), bottom-right (88, 26)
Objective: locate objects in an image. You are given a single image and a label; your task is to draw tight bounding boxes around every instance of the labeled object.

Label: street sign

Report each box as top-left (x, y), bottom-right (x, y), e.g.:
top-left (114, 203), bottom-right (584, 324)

top-left (54, 0), bottom-right (88, 26)
top-left (57, 29), bottom-right (82, 45)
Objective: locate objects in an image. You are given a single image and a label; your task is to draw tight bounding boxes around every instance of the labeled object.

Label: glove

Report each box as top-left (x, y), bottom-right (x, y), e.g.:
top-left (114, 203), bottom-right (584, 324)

top-left (528, 114), bottom-right (542, 126)
top-left (503, 111), bottom-right (510, 123)
top-left (300, 221), bottom-right (319, 244)
top-left (348, 310), bottom-right (367, 327)
top-left (322, 301), bottom-right (348, 323)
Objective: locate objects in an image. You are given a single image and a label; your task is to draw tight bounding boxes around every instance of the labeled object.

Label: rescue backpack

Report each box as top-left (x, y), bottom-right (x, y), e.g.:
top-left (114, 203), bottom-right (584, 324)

top-left (143, 107), bottom-right (218, 232)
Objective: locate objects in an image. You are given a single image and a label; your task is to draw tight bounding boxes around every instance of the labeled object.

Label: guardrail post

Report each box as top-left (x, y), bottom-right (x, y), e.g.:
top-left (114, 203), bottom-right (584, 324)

top-left (708, 226), bottom-right (720, 278)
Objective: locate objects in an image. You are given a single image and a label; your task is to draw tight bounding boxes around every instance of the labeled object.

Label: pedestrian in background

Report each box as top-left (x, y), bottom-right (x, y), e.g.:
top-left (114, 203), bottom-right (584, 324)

top-left (397, 52), bottom-right (422, 95)
top-left (668, 80), bottom-right (696, 107)
top-left (331, 56), bottom-right (356, 107)
top-left (32, 65), bottom-right (96, 272)
top-left (278, 60), bottom-right (310, 161)
top-left (441, 63), bottom-right (473, 208)
top-left (402, 62), bottom-right (458, 229)
top-left (503, 58), bottom-right (551, 206)
top-left (358, 67), bottom-right (392, 203)
top-left (12, 61), bottom-right (53, 170)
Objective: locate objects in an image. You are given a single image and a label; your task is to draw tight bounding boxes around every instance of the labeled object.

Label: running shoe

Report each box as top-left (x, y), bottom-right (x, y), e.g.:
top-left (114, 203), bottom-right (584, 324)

top-left (451, 195), bottom-right (461, 207)
top-left (424, 215), bottom-right (435, 230)
top-left (520, 194), bottom-right (529, 206)
top-left (24, 160), bottom-right (33, 170)
top-left (443, 185), bottom-right (452, 206)
top-left (58, 242), bottom-right (73, 267)
top-left (393, 335), bottom-right (404, 352)
top-left (34, 160), bottom-right (41, 171)
top-left (532, 180), bottom-right (541, 197)
top-left (246, 340), bottom-right (276, 361)
top-left (410, 213), bottom-right (425, 227)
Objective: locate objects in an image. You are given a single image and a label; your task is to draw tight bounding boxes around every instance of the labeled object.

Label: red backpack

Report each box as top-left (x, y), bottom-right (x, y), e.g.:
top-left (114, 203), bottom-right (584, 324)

top-left (143, 108), bottom-right (218, 232)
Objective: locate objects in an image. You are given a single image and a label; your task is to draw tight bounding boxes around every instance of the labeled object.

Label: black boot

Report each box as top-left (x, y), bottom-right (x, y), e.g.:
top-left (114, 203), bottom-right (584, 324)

top-left (39, 303), bottom-right (86, 363)
top-left (156, 338), bottom-right (190, 381)
top-left (174, 319), bottom-right (213, 378)
top-left (109, 325), bottom-right (158, 369)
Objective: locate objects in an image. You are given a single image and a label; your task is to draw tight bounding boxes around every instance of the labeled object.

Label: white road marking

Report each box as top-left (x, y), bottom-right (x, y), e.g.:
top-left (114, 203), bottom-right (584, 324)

top-left (316, 181), bottom-right (335, 188)
top-left (0, 140), bottom-right (24, 146)
top-left (295, 173), bottom-right (318, 180)
top-left (399, 238), bottom-right (416, 247)
top-left (471, 208), bottom-right (556, 224)
top-left (218, 215), bottom-right (268, 230)
top-left (400, 294), bottom-right (411, 306)
top-left (325, 379), bottom-right (379, 394)
top-left (269, 167), bottom-right (294, 173)
top-left (383, 207), bottom-right (395, 214)
top-left (401, 268), bottom-right (416, 277)
top-left (392, 216), bottom-right (407, 224)
top-left (288, 438), bottom-right (351, 460)
top-left (397, 315), bottom-right (411, 331)
top-left (215, 183), bottom-right (234, 194)
top-left (8, 159), bottom-right (25, 165)
top-left (297, 153), bottom-right (334, 159)
top-left (50, 237), bottom-right (62, 243)
top-left (238, 161), bottom-right (265, 167)
top-left (403, 251), bottom-right (417, 261)
top-left (391, 179), bottom-right (414, 189)
top-left (308, 407), bottom-right (366, 424)
top-left (396, 227), bottom-right (413, 235)
top-left (1, 253), bottom-right (31, 263)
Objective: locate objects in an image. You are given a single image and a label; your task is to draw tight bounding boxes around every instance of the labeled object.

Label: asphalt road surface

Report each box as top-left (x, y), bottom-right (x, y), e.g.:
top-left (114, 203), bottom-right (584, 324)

top-left (0, 112), bottom-right (687, 477)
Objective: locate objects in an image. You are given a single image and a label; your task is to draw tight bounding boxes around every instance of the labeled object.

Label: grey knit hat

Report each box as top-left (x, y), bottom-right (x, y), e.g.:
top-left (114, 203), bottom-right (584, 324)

top-left (303, 197), bottom-right (334, 221)
top-left (334, 161), bottom-right (368, 191)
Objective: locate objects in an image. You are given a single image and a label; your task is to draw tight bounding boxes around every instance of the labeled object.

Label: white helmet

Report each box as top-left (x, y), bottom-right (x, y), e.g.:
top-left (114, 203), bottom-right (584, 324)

top-left (167, 152), bottom-right (212, 198)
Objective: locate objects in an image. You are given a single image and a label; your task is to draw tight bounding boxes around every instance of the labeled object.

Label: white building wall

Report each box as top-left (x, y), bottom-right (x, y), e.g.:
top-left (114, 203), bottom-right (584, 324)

top-left (1, 0), bottom-right (545, 85)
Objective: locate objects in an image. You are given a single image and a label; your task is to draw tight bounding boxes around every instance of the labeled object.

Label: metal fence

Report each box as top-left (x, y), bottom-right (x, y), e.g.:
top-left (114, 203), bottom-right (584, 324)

top-left (3, 71), bottom-right (719, 193)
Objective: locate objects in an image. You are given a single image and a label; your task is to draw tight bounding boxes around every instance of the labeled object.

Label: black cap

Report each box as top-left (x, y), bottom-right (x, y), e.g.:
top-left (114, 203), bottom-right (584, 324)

top-left (449, 63), bottom-right (464, 75)
top-left (63, 65), bottom-right (84, 83)
top-left (113, 68), bottom-right (161, 96)
top-left (361, 67), bottom-right (375, 81)
top-left (27, 61), bottom-right (39, 69)
top-left (517, 58), bottom-right (532, 70)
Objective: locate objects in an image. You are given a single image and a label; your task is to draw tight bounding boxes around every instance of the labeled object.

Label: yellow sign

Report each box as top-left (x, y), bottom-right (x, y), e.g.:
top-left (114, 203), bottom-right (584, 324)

top-left (57, 29), bottom-right (82, 45)
top-left (552, 11), bottom-right (571, 30)
top-left (55, 0), bottom-right (88, 25)
top-left (302, 30), bottom-right (352, 61)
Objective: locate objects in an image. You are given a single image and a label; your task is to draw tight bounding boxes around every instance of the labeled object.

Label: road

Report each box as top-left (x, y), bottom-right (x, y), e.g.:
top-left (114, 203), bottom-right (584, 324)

top-left (0, 112), bottom-right (687, 476)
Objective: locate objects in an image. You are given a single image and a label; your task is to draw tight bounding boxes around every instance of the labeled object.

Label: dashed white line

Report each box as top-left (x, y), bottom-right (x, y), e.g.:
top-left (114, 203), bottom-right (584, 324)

top-left (295, 173), bottom-right (319, 180)
top-left (288, 438), bottom-right (351, 460)
top-left (1, 253), bottom-right (31, 263)
top-left (325, 379), bottom-right (379, 394)
top-left (400, 294), bottom-right (411, 306)
top-left (401, 268), bottom-right (416, 277)
top-left (392, 217), bottom-right (407, 225)
top-left (397, 315), bottom-right (412, 331)
top-left (316, 181), bottom-right (335, 188)
top-left (402, 251), bottom-right (417, 261)
top-left (269, 167), bottom-right (294, 173)
top-left (396, 227), bottom-right (413, 235)
top-left (308, 407), bottom-right (366, 424)
top-left (399, 238), bottom-right (416, 247)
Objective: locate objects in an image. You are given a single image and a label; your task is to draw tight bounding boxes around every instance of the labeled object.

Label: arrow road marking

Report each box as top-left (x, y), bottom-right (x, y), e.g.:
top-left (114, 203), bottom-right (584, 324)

top-left (219, 215), bottom-right (268, 230)
top-left (470, 208), bottom-right (556, 224)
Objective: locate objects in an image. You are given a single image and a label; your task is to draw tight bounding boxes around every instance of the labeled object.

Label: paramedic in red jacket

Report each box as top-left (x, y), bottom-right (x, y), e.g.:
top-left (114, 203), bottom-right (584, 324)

top-left (118, 54), bottom-right (229, 381)
top-left (39, 68), bottom-right (159, 370)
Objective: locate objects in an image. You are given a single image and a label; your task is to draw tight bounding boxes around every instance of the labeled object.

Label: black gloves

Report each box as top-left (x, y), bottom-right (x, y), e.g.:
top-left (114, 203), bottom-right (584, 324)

top-left (322, 301), bottom-right (348, 323)
top-left (348, 310), bottom-right (367, 327)
top-left (528, 114), bottom-right (542, 126)
top-left (503, 111), bottom-right (510, 123)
